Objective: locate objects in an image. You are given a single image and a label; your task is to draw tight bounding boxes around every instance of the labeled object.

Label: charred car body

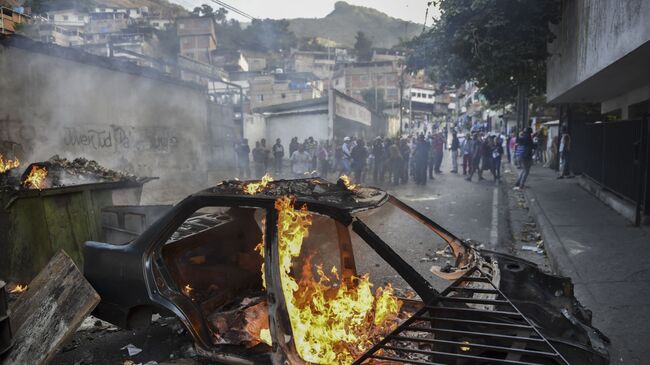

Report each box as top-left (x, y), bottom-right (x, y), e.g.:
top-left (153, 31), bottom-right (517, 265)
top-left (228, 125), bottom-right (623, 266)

top-left (84, 178), bottom-right (609, 364)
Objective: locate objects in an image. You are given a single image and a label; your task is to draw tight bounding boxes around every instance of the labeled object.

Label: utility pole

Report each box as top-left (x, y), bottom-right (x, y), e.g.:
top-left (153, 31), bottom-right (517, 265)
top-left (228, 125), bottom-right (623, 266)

top-left (399, 64), bottom-right (404, 136)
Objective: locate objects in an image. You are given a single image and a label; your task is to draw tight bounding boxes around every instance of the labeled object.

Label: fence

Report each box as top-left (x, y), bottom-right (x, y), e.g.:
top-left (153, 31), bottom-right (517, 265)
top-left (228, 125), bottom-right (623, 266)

top-left (572, 116), bottom-right (649, 216)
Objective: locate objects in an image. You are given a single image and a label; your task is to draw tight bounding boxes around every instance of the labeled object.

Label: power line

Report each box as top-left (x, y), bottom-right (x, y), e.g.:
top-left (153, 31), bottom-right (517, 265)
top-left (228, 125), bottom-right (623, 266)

top-left (210, 0), bottom-right (256, 20)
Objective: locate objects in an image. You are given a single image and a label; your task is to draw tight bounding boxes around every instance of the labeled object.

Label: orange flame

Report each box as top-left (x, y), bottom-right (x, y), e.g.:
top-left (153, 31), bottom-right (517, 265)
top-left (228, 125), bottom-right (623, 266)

top-left (183, 284), bottom-right (193, 296)
top-left (0, 154), bottom-right (20, 173)
top-left (339, 175), bottom-right (358, 191)
top-left (270, 196), bottom-right (401, 364)
top-left (23, 165), bottom-right (48, 190)
top-left (9, 284), bottom-right (27, 293)
top-left (243, 173), bottom-right (274, 195)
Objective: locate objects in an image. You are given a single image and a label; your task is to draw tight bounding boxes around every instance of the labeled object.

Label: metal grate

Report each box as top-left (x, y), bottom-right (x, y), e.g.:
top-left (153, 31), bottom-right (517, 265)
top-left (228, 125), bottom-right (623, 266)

top-left (354, 266), bottom-right (569, 365)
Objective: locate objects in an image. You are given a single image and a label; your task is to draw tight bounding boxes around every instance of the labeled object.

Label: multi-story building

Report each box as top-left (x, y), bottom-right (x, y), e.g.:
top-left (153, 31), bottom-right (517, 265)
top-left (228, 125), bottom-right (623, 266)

top-left (1, 7), bottom-right (30, 35)
top-left (86, 11), bottom-right (129, 35)
top-left (289, 50), bottom-right (336, 81)
top-left (546, 0), bottom-right (650, 223)
top-left (332, 60), bottom-right (401, 106)
top-left (32, 23), bottom-right (84, 46)
top-left (371, 48), bottom-right (406, 63)
top-left (176, 16), bottom-right (217, 65)
top-left (242, 51), bottom-right (267, 72)
top-left (249, 72), bottom-right (322, 110)
top-left (90, 6), bottom-right (148, 20)
top-left (45, 9), bottom-right (89, 28)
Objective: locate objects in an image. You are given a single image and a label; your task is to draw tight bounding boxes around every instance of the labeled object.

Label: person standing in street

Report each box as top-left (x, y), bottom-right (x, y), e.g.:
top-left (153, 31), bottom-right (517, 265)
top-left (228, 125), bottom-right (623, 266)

top-left (388, 143), bottom-right (403, 185)
top-left (252, 141), bottom-right (265, 178)
top-left (465, 133), bottom-right (482, 182)
top-left (490, 136), bottom-right (504, 181)
top-left (340, 136), bottom-right (353, 175)
top-left (515, 128), bottom-right (534, 189)
top-left (558, 127), bottom-right (572, 178)
top-left (291, 144), bottom-right (311, 178)
top-left (399, 138), bottom-right (411, 183)
top-left (432, 132), bottom-right (445, 174)
top-left (461, 133), bottom-right (472, 175)
top-left (317, 141), bottom-right (330, 178)
top-left (272, 138), bottom-right (285, 175)
top-left (450, 131), bottom-right (460, 173)
top-left (237, 139), bottom-right (251, 178)
top-left (351, 139), bottom-right (368, 183)
top-left (372, 137), bottom-right (385, 184)
top-left (260, 138), bottom-right (271, 173)
top-left (414, 134), bottom-right (430, 185)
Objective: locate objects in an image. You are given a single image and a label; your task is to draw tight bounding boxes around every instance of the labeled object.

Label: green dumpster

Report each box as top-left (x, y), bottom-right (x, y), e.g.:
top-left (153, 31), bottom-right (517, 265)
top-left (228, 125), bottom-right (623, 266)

top-left (0, 178), bottom-right (154, 282)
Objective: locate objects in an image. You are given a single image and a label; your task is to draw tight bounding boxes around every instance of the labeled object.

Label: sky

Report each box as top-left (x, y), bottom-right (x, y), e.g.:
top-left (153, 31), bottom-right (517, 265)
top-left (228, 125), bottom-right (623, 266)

top-left (169, 0), bottom-right (440, 24)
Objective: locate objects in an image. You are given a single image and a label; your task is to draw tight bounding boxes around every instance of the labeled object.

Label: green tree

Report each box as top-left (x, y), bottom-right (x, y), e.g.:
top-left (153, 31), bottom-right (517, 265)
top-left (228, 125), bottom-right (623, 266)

top-left (354, 31), bottom-right (373, 62)
top-left (408, 0), bottom-right (561, 125)
top-left (191, 4), bottom-right (213, 17)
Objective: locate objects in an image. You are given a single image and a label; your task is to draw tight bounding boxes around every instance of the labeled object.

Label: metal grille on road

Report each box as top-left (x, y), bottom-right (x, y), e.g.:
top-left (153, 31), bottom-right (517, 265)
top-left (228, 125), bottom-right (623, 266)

top-left (353, 267), bottom-right (569, 365)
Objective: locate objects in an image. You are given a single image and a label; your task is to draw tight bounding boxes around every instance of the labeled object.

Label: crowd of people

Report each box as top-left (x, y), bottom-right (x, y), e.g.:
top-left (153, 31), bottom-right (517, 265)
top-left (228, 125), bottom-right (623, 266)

top-left (233, 125), bottom-right (571, 190)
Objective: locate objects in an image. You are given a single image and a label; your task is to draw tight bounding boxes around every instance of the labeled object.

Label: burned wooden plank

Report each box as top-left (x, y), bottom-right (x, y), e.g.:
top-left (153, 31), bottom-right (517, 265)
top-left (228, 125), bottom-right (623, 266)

top-left (2, 250), bottom-right (100, 365)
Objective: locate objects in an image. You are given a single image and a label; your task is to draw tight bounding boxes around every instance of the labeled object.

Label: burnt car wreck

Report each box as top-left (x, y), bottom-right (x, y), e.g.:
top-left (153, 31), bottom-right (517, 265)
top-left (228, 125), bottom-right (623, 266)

top-left (84, 178), bottom-right (609, 365)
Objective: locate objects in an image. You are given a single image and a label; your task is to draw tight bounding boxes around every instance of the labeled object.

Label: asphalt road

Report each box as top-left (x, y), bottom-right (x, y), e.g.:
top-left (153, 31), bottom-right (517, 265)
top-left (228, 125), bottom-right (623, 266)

top-left (351, 153), bottom-right (511, 293)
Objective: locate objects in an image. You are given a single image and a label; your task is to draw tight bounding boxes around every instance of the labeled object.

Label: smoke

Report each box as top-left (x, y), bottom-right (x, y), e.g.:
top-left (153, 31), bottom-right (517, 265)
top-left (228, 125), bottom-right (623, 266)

top-left (0, 38), bottom-right (237, 203)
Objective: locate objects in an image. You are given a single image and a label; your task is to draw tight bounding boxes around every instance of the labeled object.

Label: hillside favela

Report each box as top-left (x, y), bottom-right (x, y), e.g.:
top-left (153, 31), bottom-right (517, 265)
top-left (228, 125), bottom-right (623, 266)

top-left (0, 1), bottom-right (649, 365)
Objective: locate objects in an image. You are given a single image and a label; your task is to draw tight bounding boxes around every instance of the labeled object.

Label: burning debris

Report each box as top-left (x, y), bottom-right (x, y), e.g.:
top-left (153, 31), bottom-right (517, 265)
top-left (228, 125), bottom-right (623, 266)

top-left (242, 173), bottom-right (274, 195)
top-left (3, 155), bottom-right (140, 191)
top-left (337, 175), bottom-right (358, 191)
top-left (23, 165), bottom-right (48, 190)
top-left (8, 283), bottom-right (28, 294)
top-left (269, 196), bottom-right (402, 364)
top-left (0, 154), bottom-right (20, 173)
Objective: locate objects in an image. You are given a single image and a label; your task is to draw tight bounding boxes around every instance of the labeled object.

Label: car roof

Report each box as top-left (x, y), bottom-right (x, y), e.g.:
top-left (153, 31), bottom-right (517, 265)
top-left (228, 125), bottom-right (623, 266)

top-left (192, 177), bottom-right (388, 213)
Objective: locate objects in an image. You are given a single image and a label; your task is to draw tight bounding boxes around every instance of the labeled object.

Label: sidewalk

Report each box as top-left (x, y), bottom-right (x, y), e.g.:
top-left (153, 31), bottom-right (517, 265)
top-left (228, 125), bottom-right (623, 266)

top-left (520, 165), bottom-right (650, 364)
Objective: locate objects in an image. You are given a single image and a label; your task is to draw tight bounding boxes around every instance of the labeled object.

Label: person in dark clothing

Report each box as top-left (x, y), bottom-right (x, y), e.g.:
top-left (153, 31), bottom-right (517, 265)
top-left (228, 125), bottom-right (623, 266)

top-left (450, 132), bottom-right (460, 173)
top-left (272, 138), bottom-right (285, 174)
top-left (252, 141), bottom-right (265, 178)
top-left (479, 135), bottom-right (492, 181)
top-left (388, 144), bottom-right (403, 185)
top-left (431, 132), bottom-right (445, 174)
top-left (414, 135), bottom-right (430, 185)
top-left (351, 139), bottom-right (368, 183)
top-left (260, 138), bottom-right (271, 172)
top-left (372, 137), bottom-right (385, 183)
top-left (289, 137), bottom-right (299, 157)
top-left (465, 134), bottom-right (482, 182)
top-left (515, 128), bottom-right (534, 189)
top-left (399, 139), bottom-right (411, 183)
top-left (237, 139), bottom-right (251, 178)
top-left (490, 136), bottom-right (504, 181)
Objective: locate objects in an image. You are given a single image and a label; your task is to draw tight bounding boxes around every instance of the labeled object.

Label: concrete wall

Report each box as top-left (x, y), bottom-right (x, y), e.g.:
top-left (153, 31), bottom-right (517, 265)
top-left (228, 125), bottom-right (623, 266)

top-left (0, 45), bottom-right (224, 203)
top-left (547, 0), bottom-right (650, 103)
top-left (267, 113), bottom-right (330, 145)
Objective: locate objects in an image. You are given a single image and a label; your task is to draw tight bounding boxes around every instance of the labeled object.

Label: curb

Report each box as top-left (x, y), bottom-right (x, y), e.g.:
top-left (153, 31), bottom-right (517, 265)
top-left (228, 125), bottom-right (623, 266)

top-left (521, 187), bottom-right (580, 280)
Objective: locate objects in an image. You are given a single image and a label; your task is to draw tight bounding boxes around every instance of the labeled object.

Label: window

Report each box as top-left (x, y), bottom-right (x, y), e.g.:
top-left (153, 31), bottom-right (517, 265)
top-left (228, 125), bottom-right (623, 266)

top-left (160, 205), bottom-right (270, 349)
top-left (411, 91), bottom-right (416, 97)
top-left (78, 15), bottom-right (84, 21)
top-left (281, 93), bottom-right (286, 99)
top-left (179, 23), bottom-right (185, 29)
top-left (63, 15), bottom-right (69, 20)
top-left (152, 22), bottom-right (159, 27)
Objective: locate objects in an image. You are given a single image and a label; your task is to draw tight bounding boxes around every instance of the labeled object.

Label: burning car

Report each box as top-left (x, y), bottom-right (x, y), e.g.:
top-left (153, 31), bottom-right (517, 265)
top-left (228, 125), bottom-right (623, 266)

top-left (84, 177), bottom-right (609, 365)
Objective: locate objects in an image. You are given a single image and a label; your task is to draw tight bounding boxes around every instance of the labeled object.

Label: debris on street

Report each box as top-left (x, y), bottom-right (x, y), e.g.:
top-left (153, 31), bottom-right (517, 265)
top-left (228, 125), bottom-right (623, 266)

top-left (2, 250), bottom-right (100, 365)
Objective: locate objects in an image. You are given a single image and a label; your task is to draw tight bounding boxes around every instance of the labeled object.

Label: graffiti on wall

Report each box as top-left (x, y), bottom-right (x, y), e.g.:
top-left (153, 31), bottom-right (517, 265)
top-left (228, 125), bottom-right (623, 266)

top-left (63, 125), bottom-right (179, 153)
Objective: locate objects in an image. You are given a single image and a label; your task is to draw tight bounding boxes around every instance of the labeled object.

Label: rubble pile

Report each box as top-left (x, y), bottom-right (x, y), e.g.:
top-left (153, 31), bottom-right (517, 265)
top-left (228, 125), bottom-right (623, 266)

top-left (0, 155), bottom-right (139, 191)
top-left (38, 155), bottom-right (138, 186)
top-left (216, 177), bottom-right (384, 206)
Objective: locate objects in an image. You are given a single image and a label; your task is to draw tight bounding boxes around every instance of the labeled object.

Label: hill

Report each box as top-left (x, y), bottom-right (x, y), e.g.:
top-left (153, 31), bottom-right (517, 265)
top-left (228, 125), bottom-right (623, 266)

top-left (287, 1), bottom-right (422, 48)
